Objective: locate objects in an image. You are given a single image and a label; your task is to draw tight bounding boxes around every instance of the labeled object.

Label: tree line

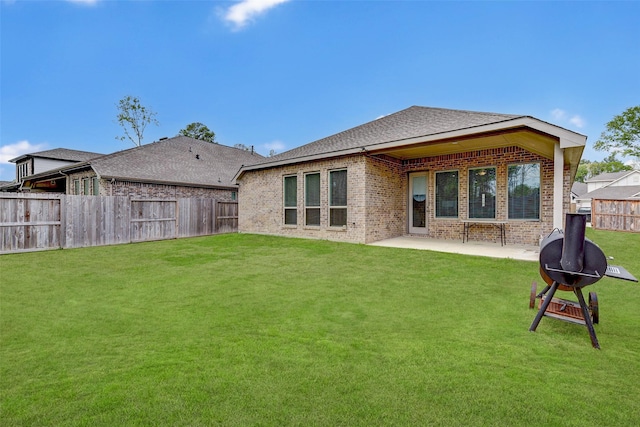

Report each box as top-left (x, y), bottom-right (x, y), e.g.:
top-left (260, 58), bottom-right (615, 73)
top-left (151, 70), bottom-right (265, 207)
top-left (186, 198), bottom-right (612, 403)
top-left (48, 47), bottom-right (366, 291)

top-left (115, 96), bottom-right (639, 170)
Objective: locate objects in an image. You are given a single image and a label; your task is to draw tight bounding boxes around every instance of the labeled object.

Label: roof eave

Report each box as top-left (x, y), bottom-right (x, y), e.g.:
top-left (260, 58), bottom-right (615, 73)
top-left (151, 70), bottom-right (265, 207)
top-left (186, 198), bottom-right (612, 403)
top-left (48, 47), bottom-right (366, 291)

top-left (236, 116), bottom-right (587, 180)
top-left (101, 175), bottom-right (238, 190)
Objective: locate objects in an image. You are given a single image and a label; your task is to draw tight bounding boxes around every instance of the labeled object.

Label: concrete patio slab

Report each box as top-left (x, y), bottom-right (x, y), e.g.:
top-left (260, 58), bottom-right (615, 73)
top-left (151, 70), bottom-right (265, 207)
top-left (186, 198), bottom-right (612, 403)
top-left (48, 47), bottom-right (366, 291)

top-left (368, 236), bottom-right (539, 261)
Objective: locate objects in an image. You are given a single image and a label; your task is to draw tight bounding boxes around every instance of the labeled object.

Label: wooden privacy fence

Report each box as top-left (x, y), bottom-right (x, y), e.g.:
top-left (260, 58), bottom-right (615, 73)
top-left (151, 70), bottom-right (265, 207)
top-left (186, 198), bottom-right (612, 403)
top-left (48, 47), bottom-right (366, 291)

top-left (0, 194), bottom-right (238, 254)
top-left (592, 199), bottom-right (640, 233)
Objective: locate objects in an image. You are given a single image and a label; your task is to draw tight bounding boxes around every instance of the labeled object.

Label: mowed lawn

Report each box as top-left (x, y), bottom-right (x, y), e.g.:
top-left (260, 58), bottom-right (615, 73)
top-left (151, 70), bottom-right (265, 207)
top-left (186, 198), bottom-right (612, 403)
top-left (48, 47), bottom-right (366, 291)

top-left (1, 229), bottom-right (639, 426)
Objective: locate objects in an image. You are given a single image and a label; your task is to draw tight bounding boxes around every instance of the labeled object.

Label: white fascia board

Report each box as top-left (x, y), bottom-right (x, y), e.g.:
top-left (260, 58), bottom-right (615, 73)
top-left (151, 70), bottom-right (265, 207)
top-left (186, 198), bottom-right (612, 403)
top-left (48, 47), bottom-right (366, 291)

top-left (234, 147), bottom-right (365, 180)
top-left (359, 117), bottom-right (586, 153)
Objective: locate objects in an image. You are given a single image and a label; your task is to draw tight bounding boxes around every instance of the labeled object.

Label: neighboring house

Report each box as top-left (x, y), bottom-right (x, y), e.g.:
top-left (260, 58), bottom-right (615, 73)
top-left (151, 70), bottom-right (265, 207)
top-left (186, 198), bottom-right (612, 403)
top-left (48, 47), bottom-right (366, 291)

top-left (236, 106), bottom-right (586, 246)
top-left (1, 148), bottom-right (103, 192)
top-left (575, 170), bottom-right (640, 209)
top-left (5, 136), bottom-right (263, 200)
top-left (571, 181), bottom-right (588, 210)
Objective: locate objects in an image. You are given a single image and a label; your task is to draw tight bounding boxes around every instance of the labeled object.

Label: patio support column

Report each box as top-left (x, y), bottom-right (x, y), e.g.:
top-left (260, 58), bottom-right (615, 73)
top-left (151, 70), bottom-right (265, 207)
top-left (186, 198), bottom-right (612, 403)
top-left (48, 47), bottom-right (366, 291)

top-left (553, 142), bottom-right (564, 230)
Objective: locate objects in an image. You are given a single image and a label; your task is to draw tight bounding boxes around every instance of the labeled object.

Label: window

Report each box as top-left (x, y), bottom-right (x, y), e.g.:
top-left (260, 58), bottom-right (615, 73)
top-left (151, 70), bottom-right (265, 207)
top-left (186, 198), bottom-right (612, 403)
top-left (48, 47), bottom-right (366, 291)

top-left (283, 175), bottom-right (297, 225)
top-left (329, 169), bottom-right (347, 227)
top-left (231, 191), bottom-right (237, 201)
top-left (93, 177), bottom-right (100, 196)
top-left (73, 179), bottom-right (80, 195)
top-left (83, 178), bottom-right (90, 195)
top-left (508, 163), bottom-right (540, 220)
top-left (468, 167), bottom-right (496, 219)
top-left (435, 171), bottom-right (458, 218)
top-left (18, 163), bottom-right (28, 180)
top-left (304, 172), bottom-right (320, 226)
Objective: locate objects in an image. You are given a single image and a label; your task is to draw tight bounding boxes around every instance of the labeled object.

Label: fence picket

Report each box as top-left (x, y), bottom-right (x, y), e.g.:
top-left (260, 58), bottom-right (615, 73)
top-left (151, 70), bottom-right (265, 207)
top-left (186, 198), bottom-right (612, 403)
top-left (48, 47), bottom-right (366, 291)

top-left (0, 194), bottom-right (237, 254)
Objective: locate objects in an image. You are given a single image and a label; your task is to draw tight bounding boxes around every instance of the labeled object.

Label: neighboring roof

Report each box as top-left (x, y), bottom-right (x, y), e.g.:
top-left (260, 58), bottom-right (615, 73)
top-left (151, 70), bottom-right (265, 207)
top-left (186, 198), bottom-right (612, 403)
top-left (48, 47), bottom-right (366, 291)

top-left (9, 148), bottom-right (104, 163)
top-left (237, 106), bottom-right (587, 178)
top-left (571, 181), bottom-right (588, 196)
top-left (62, 136), bottom-right (263, 188)
top-left (585, 171), bottom-right (631, 183)
top-left (580, 185), bottom-right (640, 201)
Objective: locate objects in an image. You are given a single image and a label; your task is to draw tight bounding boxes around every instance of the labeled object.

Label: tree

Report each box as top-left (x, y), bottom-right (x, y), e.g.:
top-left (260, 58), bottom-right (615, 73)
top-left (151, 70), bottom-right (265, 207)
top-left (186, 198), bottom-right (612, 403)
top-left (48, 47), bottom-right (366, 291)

top-left (574, 154), bottom-right (632, 182)
top-left (179, 122), bottom-right (216, 143)
top-left (234, 143), bottom-right (251, 151)
top-left (593, 105), bottom-right (640, 158)
top-left (115, 96), bottom-right (159, 147)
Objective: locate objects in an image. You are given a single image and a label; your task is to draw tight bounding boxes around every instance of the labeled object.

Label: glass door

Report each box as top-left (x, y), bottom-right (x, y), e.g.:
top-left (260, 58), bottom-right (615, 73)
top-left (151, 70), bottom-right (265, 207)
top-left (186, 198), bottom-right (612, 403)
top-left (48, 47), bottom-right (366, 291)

top-left (409, 172), bottom-right (428, 234)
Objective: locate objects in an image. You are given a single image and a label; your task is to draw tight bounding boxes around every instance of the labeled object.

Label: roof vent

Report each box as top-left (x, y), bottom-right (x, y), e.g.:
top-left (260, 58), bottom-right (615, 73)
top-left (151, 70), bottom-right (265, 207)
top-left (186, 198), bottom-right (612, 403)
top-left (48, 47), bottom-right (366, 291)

top-left (159, 137), bottom-right (168, 141)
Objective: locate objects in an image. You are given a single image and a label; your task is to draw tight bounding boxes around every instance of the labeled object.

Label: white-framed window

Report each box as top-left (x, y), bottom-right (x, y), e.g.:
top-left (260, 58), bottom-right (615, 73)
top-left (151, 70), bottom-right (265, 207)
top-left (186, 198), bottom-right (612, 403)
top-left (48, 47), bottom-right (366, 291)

top-left (17, 162), bottom-right (28, 180)
top-left (73, 179), bottom-right (80, 195)
top-left (329, 169), bottom-right (347, 227)
top-left (304, 172), bottom-right (320, 226)
top-left (231, 191), bottom-right (237, 201)
top-left (283, 175), bottom-right (297, 225)
top-left (93, 177), bottom-right (100, 196)
top-left (435, 170), bottom-right (459, 218)
top-left (508, 163), bottom-right (540, 220)
top-left (468, 167), bottom-right (496, 219)
top-left (82, 178), bottom-right (90, 195)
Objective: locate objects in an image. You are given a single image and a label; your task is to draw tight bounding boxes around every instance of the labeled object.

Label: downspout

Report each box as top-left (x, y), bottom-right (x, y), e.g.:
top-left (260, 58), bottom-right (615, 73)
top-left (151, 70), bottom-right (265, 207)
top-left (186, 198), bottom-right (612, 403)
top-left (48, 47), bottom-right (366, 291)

top-left (59, 170), bottom-right (69, 193)
top-left (553, 142), bottom-right (564, 230)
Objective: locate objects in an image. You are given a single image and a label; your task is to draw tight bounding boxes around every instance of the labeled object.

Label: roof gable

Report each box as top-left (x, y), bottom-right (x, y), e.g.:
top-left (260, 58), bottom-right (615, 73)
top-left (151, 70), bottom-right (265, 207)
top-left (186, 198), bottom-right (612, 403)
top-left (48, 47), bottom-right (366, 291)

top-left (238, 106), bottom-right (586, 179)
top-left (585, 171), bottom-right (632, 183)
top-left (262, 106), bottom-right (522, 164)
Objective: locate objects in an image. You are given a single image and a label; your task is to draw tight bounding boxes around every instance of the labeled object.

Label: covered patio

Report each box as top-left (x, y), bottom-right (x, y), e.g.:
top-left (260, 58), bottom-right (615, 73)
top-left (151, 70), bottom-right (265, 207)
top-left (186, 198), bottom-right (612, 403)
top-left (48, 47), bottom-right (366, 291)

top-left (369, 236), bottom-right (539, 261)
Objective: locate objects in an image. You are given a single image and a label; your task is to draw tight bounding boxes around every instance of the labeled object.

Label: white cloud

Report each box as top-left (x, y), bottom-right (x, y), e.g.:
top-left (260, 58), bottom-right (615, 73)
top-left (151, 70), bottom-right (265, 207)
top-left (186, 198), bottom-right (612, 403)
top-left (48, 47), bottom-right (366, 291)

top-left (262, 140), bottom-right (286, 154)
top-left (550, 108), bottom-right (566, 121)
top-left (223, 0), bottom-right (291, 30)
top-left (550, 108), bottom-right (586, 129)
top-left (0, 140), bottom-right (48, 181)
top-left (569, 115), bottom-right (586, 129)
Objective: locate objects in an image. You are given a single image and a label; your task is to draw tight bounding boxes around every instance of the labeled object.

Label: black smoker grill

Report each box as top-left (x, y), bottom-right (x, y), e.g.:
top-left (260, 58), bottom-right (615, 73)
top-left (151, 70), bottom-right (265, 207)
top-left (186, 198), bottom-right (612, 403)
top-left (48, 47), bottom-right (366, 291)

top-left (529, 213), bottom-right (638, 348)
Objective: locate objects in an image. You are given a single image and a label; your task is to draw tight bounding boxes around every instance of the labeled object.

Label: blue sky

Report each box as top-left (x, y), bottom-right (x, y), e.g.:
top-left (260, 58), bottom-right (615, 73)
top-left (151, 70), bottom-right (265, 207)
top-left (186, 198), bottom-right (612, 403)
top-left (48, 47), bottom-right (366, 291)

top-left (1, 0), bottom-right (639, 181)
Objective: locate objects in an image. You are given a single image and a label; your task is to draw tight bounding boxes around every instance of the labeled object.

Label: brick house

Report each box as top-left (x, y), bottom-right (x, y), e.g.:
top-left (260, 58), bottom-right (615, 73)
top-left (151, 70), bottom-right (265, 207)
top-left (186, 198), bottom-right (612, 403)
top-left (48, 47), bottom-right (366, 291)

top-left (235, 106), bottom-right (586, 246)
top-left (5, 136), bottom-right (262, 200)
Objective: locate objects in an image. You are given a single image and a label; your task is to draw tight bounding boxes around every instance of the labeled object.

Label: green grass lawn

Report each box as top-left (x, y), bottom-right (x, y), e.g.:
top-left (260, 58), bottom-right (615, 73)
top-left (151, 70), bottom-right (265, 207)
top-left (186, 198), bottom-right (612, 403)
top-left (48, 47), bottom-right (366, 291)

top-left (1, 230), bottom-right (639, 426)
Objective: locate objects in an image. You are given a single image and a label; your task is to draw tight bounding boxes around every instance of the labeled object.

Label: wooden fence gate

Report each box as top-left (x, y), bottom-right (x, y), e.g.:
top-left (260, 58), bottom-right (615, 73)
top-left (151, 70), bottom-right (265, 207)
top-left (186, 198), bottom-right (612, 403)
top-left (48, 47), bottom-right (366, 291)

top-left (0, 194), bottom-right (238, 254)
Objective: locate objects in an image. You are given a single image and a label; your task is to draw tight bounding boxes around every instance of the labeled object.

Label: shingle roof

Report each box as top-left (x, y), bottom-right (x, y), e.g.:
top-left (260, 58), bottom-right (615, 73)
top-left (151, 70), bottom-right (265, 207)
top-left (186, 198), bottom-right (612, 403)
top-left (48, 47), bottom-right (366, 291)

top-left (83, 136), bottom-right (262, 187)
top-left (571, 181), bottom-right (588, 196)
top-left (252, 106), bottom-right (523, 166)
top-left (585, 171), bottom-right (631, 183)
top-left (9, 148), bottom-right (104, 163)
top-left (581, 185), bottom-right (640, 200)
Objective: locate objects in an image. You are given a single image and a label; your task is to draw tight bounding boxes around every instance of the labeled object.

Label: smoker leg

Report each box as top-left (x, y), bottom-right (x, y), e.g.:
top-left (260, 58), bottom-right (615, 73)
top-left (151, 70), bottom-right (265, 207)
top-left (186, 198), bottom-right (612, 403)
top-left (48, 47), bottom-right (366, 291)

top-left (529, 281), bottom-right (559, 332)
top-left (575, 288), bottom-right (600, 349)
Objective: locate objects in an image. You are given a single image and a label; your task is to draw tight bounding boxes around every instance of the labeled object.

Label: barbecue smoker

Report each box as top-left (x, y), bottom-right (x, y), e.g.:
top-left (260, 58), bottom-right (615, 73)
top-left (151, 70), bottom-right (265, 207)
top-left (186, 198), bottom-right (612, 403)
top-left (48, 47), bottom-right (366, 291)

top-left (529, 213), bottom-right (638, 349)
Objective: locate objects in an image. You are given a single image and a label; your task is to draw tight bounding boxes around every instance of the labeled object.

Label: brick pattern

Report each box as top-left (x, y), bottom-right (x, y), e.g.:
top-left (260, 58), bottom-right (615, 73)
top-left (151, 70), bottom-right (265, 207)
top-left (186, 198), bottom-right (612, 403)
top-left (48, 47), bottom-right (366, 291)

top-left (238, 146), bottom-right (571, 245)
top-left (65, 171), bottom-right (236, 200)
top-left (238, 156), bottom-right (367, 242)
top-left (402, 146), bottom-right (559, 245)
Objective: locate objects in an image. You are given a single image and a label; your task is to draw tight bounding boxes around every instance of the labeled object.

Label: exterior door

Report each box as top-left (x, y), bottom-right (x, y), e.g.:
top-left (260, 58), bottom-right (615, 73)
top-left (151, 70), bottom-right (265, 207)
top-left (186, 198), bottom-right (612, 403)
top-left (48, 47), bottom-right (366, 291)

top-left (409, 172), bottom-right (428, 234)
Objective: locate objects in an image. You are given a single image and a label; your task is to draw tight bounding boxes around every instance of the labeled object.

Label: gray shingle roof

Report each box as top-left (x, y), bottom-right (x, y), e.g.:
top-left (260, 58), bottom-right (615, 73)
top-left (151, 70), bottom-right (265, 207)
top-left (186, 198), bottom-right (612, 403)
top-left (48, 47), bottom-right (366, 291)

top-left (9, 148), bottom-right (104, 163)
top-left (253, 106), bottom-right (523, 166)
top-left (85, 136), bottom-right (263, 187)
top-left (585, 171), bottom-right (631, 183)
top-left (581, 186), bottom-right (640, 200)
top-left (572, 181), bottom-right (588, 196)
